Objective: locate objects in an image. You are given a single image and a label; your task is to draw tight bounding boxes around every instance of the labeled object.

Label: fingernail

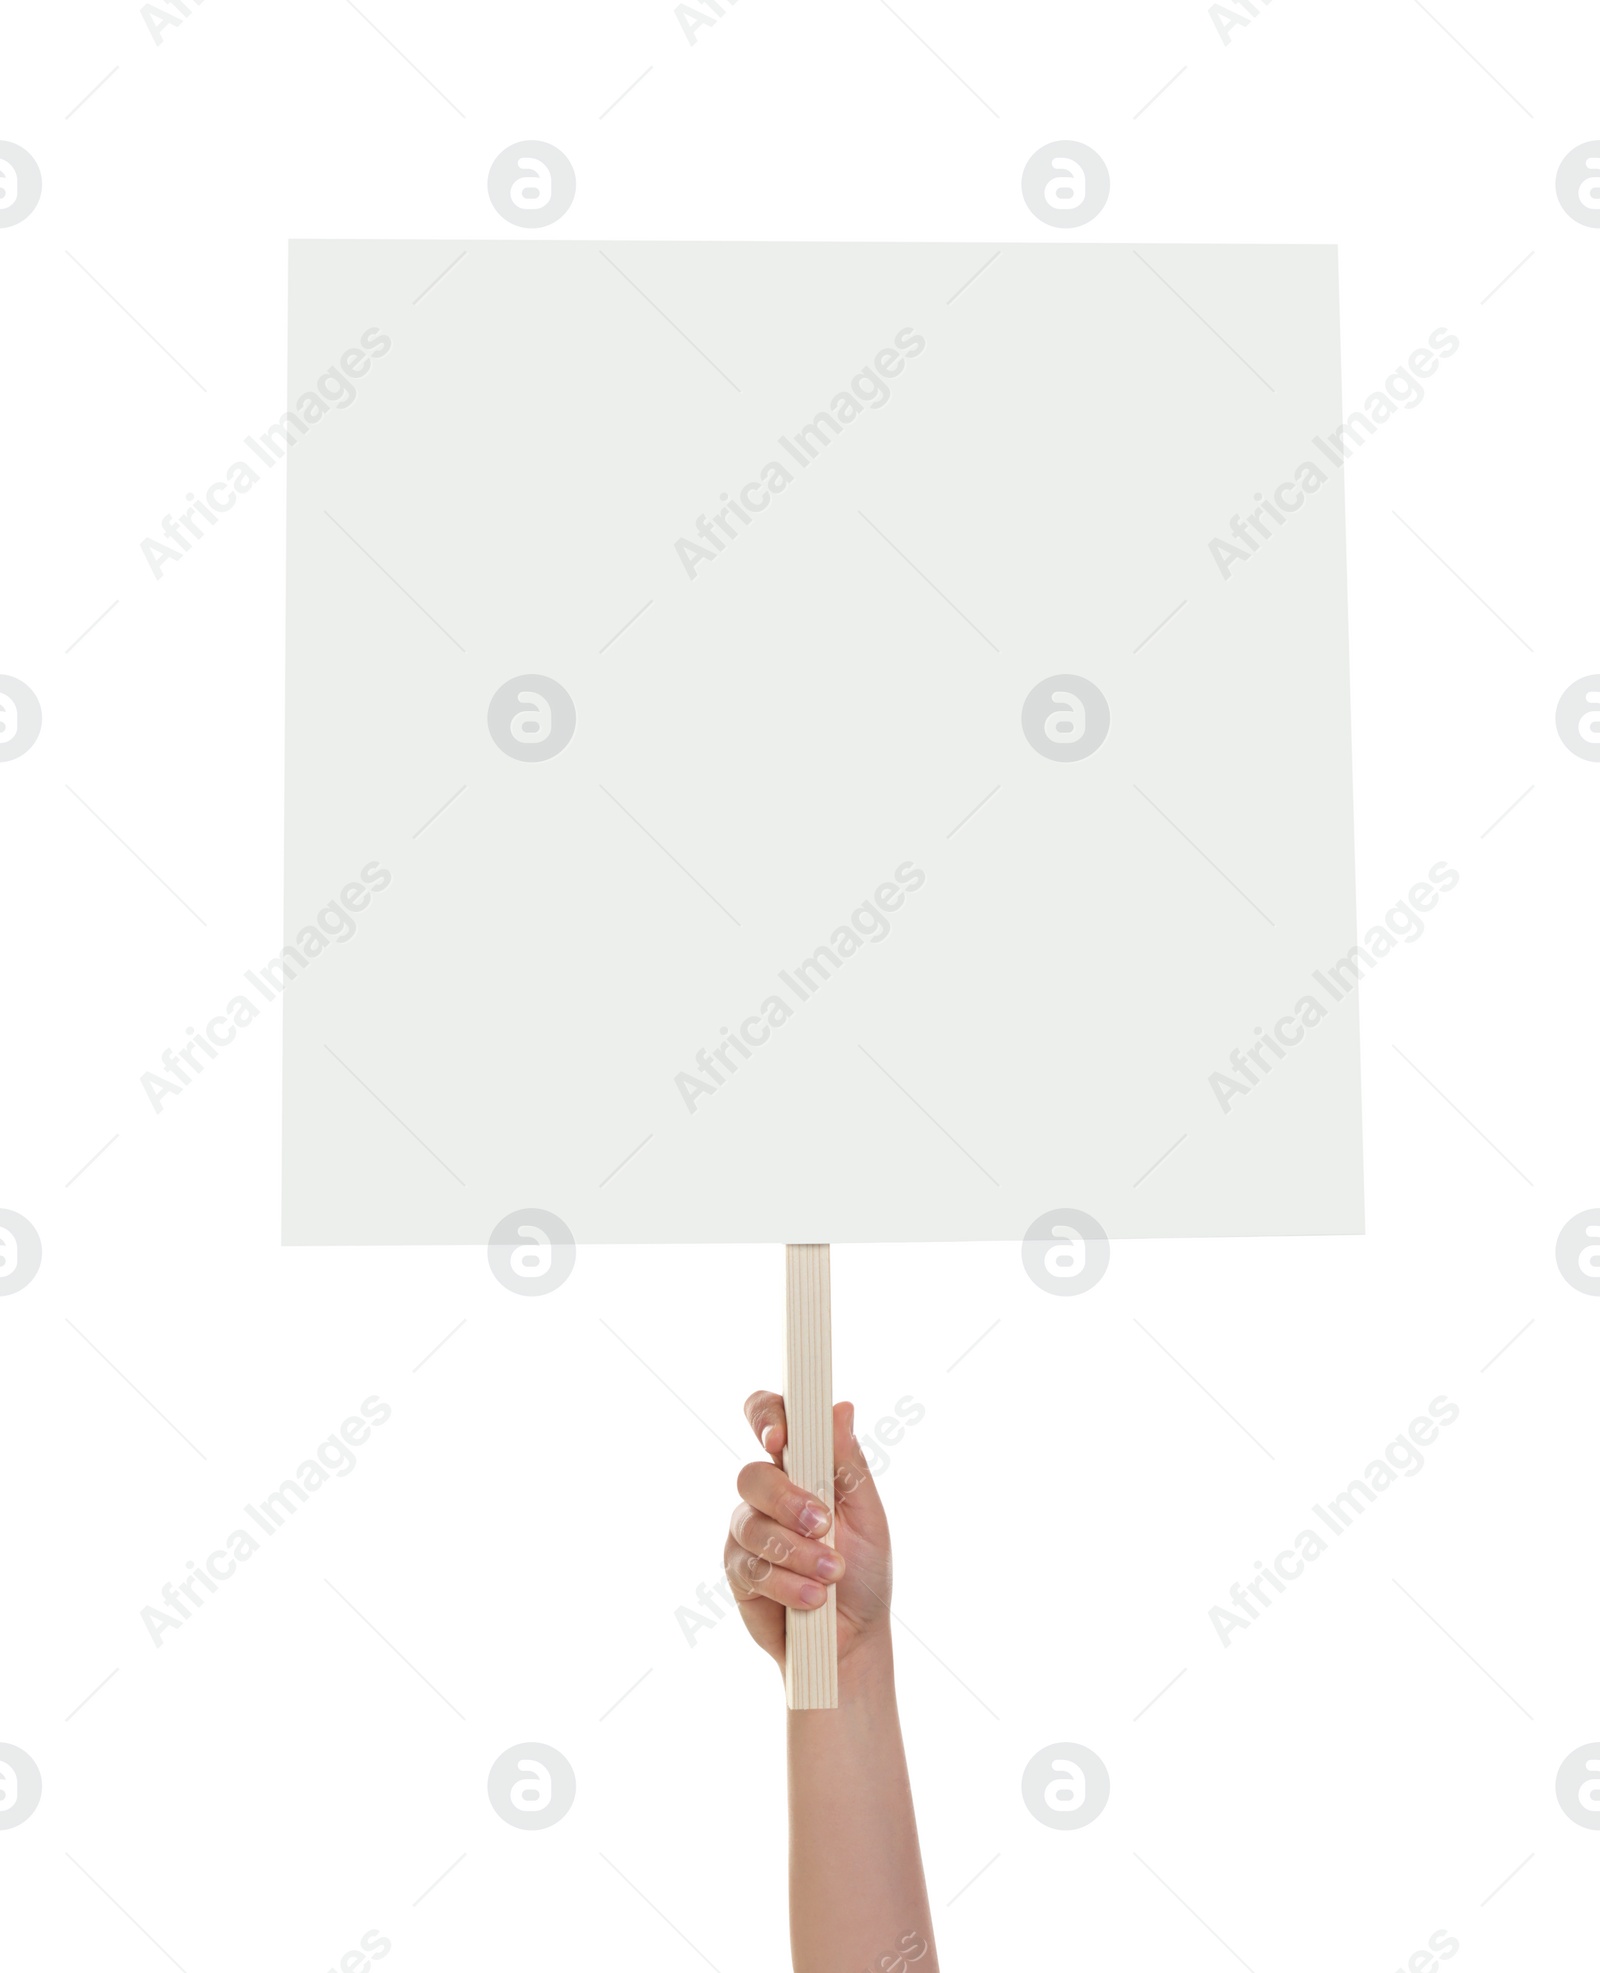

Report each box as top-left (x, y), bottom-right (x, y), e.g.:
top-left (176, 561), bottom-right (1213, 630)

top-left (761, 1424), bottom-right (779, 1453)
top-left (799, 1582), bottom-right (826, 1606)
top-left (815, 1552), bottom-right (843, 1581)
top-left (798, 1503), bottom-right (828, 1535)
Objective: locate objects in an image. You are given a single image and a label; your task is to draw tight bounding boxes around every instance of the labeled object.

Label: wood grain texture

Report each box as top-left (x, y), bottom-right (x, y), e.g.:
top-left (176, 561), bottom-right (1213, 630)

top-left (784, 1243), bottom-right (837, 1710)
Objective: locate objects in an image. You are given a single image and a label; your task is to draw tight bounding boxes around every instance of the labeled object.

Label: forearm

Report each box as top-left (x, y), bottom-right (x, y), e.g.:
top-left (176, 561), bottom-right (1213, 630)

top-left (786, 1637), bottom-right (937, 1972)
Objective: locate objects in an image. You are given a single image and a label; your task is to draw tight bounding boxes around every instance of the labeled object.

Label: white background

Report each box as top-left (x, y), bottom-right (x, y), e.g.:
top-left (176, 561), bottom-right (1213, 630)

top-left (3, 2), bottom-right (1598, 1969)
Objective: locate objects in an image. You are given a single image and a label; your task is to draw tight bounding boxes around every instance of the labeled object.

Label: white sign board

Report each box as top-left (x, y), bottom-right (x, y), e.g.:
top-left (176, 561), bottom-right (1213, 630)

top-left (283, 242), bottom-right (1361, 1245)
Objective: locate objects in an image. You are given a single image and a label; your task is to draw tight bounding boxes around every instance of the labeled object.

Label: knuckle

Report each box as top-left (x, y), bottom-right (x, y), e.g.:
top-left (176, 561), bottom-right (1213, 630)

top-left (730, 1505), bottom-right (799, 1569)
top-left (760, 1525), bottom-right (799, 1567)
top-left (723, 1549), bottom-right (759, 1601)
top-left (729, 1546), bottom-right (774, 1592)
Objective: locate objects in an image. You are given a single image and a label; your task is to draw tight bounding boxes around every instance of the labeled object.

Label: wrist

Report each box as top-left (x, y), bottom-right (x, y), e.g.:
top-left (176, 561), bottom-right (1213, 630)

top-left (836, 1624), bottom-right (895, 1704)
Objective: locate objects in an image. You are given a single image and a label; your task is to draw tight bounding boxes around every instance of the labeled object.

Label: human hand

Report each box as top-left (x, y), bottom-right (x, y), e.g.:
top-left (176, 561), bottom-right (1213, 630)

top-left (724, 1392), bottom-right (893, 1678)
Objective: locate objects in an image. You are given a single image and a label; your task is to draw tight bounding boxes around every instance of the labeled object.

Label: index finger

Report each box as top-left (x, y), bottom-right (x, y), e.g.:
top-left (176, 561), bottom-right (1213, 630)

top-left (743, 1389), bottom-right (787, 1462)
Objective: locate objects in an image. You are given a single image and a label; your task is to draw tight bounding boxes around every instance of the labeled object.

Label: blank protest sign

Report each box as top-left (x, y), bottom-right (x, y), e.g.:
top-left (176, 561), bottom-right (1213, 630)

top-left (283, 242), bottom-right (1361, 1245)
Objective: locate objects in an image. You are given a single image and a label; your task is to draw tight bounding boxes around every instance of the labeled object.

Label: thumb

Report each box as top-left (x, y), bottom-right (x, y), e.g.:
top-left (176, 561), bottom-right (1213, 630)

top-left (832, 1400), bottom-right (887, 1533)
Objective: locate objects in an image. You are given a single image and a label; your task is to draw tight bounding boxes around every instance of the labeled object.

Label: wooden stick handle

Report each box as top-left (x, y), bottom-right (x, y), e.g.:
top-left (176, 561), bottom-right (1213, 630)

top-left (784, 1243), bottom-right (837, 1710)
